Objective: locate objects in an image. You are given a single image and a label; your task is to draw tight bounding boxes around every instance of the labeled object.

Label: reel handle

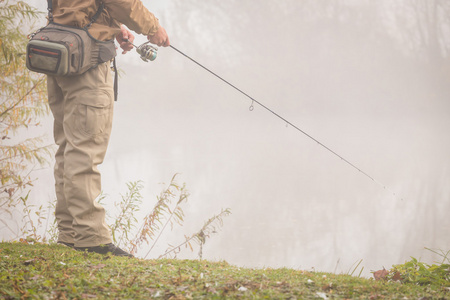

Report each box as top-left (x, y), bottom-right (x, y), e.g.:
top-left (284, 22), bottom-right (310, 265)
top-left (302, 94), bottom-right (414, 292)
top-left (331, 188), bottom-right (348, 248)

top-left (124, 39), bottom-right (158, 62)
top-left (137, 43), bottom-right (158, 62)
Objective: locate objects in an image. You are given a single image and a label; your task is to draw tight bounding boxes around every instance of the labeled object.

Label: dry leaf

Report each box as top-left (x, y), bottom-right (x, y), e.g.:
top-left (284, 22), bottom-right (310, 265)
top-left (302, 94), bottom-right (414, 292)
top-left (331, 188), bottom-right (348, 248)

top-left (373, 268), bottom-right (389, 281)
top-left (392, 272), bottom-right (402, 281)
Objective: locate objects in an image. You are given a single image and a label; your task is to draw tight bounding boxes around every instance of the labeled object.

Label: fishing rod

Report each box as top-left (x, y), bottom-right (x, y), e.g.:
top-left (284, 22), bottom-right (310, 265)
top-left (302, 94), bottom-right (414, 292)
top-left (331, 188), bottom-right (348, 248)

top-left (128, 40), bottom-right (400, 199)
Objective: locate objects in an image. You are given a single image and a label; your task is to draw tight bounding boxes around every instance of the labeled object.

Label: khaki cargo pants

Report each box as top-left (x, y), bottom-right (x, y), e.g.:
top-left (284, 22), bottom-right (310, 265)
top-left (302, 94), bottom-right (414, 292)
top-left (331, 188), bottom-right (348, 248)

top-left (47, 63), bottom-right (113, 247)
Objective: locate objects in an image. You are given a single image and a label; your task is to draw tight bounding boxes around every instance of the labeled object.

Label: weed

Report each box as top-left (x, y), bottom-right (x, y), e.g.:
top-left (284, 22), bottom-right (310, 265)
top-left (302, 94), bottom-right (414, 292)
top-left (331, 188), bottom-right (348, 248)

top-left (425, 247), bottom-right (450, 264)
top-left (348, 259), bottom-right (364, 277)
top-left (158, 208), bottom-right (232, 259)
top-left (387, 255), bottom-right (450, 286)
top-left (110, 181), bottom-right (143, 248)
top-left (42, 200), bottom-right (58, 243)
top-left (110, 174), bottom-right (232, 259)
top-left (126, 175), bottom-right (187, 254)
top-left (19, 192), bottom-right (47, 243)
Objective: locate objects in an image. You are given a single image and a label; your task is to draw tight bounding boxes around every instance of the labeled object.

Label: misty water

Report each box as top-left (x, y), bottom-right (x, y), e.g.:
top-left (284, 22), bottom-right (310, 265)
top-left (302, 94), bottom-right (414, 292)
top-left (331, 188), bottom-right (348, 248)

top-left (13, 0), bottom-right (450, 277)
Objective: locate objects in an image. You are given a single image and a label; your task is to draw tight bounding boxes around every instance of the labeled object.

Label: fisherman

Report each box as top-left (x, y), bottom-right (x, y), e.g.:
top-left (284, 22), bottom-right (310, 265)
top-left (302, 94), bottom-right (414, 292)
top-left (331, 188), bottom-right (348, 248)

top-left (46, 0), bottom-right (170, 256)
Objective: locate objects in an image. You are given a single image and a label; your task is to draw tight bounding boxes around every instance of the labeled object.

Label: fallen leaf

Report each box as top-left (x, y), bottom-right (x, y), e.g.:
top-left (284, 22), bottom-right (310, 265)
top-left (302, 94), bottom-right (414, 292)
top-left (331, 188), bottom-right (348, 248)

top-left (373, 268), bottom-right (389, 281)
top-left (322, 283), bottom-right (333, 292)
top-left (392, 272), bottom-right (402, 281)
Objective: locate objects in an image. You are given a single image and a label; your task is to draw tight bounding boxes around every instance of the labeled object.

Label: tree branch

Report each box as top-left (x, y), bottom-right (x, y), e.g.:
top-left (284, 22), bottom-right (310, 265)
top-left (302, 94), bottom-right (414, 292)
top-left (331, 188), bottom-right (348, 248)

top-left (0, 76), bottom-right (45, 120)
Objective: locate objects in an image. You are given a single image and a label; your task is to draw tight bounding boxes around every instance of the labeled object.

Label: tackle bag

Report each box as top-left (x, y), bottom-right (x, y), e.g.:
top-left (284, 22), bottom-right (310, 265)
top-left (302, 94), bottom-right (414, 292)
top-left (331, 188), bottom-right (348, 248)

top-left (26, 2), bottom-right (116, 77)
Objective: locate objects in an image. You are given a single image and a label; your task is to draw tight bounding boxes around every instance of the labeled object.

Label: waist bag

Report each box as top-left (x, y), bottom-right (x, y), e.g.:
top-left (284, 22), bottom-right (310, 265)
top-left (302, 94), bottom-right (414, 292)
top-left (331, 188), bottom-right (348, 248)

top-left (26, 2), bottom-right (116, 77)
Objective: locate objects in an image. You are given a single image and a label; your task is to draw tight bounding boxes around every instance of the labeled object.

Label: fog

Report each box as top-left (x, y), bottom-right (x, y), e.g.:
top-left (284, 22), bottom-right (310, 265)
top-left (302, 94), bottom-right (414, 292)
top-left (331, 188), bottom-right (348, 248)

top-left (16, 0), bottom-right (450, 276)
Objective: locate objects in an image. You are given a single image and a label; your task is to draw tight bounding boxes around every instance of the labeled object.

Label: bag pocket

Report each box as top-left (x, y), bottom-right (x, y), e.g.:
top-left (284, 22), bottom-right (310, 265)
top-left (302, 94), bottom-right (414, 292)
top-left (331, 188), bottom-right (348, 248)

top-left (26, 40), bottom-right (69, 76)
top-left (98, 41), bottom-right (116, 63)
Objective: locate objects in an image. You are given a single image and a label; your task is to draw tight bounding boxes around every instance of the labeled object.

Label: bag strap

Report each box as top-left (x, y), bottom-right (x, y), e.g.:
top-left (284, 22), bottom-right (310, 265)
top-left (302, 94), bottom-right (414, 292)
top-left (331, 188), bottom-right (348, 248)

top-left (113, 57), bottom-right (118, 101)
top-left (47, 0), bottom-right (54, 22)
top-left (85, 3), bottom-right (105, 29)
top-left (46, 0), bottom-right (104, 28)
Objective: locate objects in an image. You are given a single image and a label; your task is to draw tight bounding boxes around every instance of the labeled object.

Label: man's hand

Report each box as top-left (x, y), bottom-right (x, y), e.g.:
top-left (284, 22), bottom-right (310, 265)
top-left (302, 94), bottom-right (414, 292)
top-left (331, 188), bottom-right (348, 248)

top-left (116, 25), bottom-right (135, 54)
top-left (147, 26), bottom-right (170, 47)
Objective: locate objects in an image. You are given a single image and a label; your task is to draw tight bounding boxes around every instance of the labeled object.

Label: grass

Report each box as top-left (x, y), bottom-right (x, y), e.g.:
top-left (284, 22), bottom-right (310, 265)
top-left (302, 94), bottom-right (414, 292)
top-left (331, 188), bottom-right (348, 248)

top-left (0, 242), bottom-right (449, 299)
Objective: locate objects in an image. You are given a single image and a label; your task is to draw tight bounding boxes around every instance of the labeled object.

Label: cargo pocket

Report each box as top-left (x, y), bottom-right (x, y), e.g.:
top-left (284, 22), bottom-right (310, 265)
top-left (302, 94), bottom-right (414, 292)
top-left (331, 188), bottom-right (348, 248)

top-left (76, 90), bottom-right (113, 138)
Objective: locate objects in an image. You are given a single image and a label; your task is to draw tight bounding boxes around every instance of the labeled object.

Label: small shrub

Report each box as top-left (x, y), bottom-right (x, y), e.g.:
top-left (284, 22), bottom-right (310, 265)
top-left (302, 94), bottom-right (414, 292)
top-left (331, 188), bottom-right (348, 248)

top-left (106, 174), bottom-right (231, 259)
top-left (387, 249), bottom-right (450, 286)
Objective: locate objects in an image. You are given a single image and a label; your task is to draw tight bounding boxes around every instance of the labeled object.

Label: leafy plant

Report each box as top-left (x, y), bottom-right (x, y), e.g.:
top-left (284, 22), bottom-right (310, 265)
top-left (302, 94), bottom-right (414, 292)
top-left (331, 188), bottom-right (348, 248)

top-left (158, 208), bottom-right (231, 260)
top-left (42, 199), bottom-right (58, 243)
top-left (125, 174), bottom-right (188, 255)
top-left (10, 191), bottom-right (57, 244)
top-left (386, 249), bottom-right (450, 286)
top-left (110, 181), bottom-right (143, 248)
top-left (105, 174), bottom-right (231, 259)
top-left (19, 192), bottom-right (43, 242)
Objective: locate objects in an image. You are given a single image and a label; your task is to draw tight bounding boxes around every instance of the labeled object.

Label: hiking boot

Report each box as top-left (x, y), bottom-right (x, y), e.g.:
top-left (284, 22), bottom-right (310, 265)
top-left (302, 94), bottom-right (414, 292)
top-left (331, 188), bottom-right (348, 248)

top-left (57, 241), bottom-right (75, 248)
top-left (75, 243), bottom-right (133, 257)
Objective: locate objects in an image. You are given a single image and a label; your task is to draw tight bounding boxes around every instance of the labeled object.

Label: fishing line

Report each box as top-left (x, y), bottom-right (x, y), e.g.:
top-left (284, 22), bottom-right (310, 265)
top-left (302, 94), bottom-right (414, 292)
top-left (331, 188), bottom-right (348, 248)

top-left (169, 45), bottom-right (398, 198)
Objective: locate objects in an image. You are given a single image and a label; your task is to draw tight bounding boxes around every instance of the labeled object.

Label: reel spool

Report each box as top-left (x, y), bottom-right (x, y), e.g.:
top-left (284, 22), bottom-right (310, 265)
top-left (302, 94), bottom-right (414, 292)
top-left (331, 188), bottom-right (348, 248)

top-left (125, 39), bottom-right (158, 62)
top-left (136, 41), bottom-right (158, 62)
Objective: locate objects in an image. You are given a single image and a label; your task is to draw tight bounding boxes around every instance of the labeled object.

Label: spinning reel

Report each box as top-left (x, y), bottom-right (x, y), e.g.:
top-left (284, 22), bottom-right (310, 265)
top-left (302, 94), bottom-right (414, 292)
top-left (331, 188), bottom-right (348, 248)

top-left (125, 39), bottom-right (158, 62)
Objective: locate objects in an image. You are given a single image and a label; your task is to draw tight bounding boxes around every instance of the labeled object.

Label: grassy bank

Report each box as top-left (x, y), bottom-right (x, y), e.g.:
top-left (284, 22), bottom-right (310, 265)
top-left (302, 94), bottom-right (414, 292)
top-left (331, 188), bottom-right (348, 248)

top-left (0, 242), bottom-right (448, 299)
